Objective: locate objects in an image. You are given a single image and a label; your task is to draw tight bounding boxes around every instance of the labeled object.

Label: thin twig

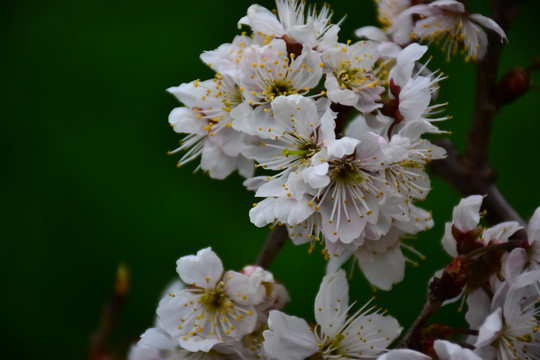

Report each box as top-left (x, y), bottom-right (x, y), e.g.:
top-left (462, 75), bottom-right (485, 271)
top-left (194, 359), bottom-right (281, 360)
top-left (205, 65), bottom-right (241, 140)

top-left (431, 0), bottom-right (525, 229)
top-left (398, 298), bottom-right (443, 349)
top-left (256, 224), bottom-right (289, 269)
top-left (430, 138), bottom-right (526, 227)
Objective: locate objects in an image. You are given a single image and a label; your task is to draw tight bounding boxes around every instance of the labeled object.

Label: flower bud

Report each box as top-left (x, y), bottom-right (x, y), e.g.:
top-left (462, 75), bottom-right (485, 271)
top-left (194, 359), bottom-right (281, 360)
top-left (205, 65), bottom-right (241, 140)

top-left (430, 256), bottom-right (469, 301)
top-left (496, 67), bottom-right (530, 106)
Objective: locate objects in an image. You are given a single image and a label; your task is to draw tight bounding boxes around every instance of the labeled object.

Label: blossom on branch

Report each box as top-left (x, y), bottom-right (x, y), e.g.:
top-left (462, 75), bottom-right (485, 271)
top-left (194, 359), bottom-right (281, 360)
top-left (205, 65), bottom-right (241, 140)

top-left (263, 269), bottom-right (402, 359)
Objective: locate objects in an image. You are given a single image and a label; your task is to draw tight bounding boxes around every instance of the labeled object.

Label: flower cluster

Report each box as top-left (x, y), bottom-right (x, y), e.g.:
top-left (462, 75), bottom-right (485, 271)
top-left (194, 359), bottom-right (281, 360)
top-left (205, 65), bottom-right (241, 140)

top-left (168, 0), bottom-right (451, 290)
top-left (434, 196), bottom-right (540, 359)
top-left (135, 1), bottom-right (538, 359)
top-left (357, 0), bottom-right (507, 61)
top-left (129, 248), bottom-right (289, 359)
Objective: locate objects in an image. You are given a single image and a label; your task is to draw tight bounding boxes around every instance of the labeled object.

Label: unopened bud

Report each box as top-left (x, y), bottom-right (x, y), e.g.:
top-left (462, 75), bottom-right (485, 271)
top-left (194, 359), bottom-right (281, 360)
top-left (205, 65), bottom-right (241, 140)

top-left (429, 256), bottom-right (468, 301)
top-left (452, 225), bottom-right (484, 255)
top-left (497, 67), bottom-right (530, 106)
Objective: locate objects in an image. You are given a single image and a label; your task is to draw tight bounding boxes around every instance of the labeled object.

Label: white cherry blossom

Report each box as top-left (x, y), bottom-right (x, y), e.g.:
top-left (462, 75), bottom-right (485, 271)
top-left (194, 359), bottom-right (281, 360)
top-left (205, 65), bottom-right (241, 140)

top-left (322, 40), bottom-right (384, 112)
top-left (231, 39), bottom-right (323, 140)
top-left (156, 248), bottom-right (261, 351)
top-left (129, 328), bottom-right (235, 360)
top-left (168, 75), bottom-right (253, 179)
top-left (404, 0), bottom-right (507, 61)
top-left (238, 0), bottom-right (341, 49)
top-left (474, 271), bottom-right (540, 360)
top-left (263, 270), bottom-right (402, 359)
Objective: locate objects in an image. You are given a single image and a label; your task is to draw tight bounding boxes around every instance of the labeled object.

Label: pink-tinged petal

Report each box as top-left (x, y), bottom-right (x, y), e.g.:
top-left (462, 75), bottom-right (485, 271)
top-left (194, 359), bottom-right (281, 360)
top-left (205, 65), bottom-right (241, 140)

top-left (356, 245), bottom-right (406, 290)
top-left (503, 248), bottom-right (527, 281)
top-left (434, 339), bottom-right (482, 360)
top-left (224, 271), bottom-right (262, 306)
top-left (452, 195), bottom-right (484, 232)
top-left (469, 13), bottom-right (507, 42)
top-left (502, 270), bottom-right (540, 323)
top-left (263, 311), bottom-right (318, 360)
top-left (377, 349), bottom-right (430, 360)
top-left (314, 270), bottom-right (349, 336)
top-left (180, 336), bottom-right (223, 353)
top-left (528, 207), bottom-right (540, 244)
top-left (475, 308), bottom-right (503, 348)
top-left (176, 248), bottom-right (223, 287)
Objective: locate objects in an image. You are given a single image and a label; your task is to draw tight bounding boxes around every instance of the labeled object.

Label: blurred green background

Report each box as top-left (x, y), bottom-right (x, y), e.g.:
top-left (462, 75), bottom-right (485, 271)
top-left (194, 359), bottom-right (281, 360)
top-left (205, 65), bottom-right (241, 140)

top-left (2, 0), bottom-right (540, 358)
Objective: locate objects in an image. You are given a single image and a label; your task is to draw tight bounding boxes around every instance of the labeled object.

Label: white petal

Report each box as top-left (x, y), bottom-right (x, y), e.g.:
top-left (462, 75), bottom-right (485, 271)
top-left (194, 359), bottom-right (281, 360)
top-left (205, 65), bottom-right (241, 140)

top-left (434, 339), bottom-right (482, 360)
top-left (392, 43), bottom-right (428, 86)
top-left (180, 336), bottom-right (223, 353)
top-left (238, 5), bottom-right (284, 37)
top-left (377, 349), bottom-right (430, 360)
top-left (355, 26), bottom-right (389, 42)
top-left (176, 248), bottom-right (223, 287)
top-left (453, 195), bottom-right (484, 232)
top-left (200, 140), bottom-right (236, 180)
top-left (469, 13), bottom-right (507, 41)
top-left (528, 207), bottom-right (540, 244)
top-left (249, 197), bottom-right (278, 227)
top-left (314, 270), bottom-right (349, 336)
top-left (465, 288), bottom-right (491, 329)
top-left (324, 74), bottom-right (359, 106)
top-left (263, 311), bottom-right (318, 360)
top-left (357, 245), bottom-right (406, 290)
top-left (224, 271), bottom-right (262, 306)
top-left (168, 107), bottom-right (206, 135)
top-left (441, 222), bottom-right (458, 257)
top-left (327, 137), bottom-right (360, 158)
top-left (475, 308), bottom-right (503, 348)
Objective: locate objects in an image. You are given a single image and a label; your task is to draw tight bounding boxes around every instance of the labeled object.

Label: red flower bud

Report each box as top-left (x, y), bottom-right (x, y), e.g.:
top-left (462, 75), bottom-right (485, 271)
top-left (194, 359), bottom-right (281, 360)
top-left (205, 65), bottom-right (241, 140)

top-left (497, 67), bottom-right (530, 106)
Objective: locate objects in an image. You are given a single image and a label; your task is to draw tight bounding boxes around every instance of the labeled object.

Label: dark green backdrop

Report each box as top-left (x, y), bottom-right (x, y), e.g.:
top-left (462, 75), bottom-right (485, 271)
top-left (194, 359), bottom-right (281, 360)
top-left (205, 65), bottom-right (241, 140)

top-left (2, 0), bottom-right (539, 359)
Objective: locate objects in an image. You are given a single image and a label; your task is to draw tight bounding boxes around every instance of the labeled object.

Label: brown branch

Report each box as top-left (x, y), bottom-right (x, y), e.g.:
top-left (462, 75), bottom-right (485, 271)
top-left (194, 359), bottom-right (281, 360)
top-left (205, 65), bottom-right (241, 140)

top-left (430, 138), bottom-right (525, 227)
top-left (431, 0), bottom-right (525, 229)
top-left (466, 0), bottom-right (522, 166)
top-left (398, 298), bottom-right (443, 349)
top-left (255, 224), bottom-right (290, 269)
top-left (404, 0), bottom-right (525, 349)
